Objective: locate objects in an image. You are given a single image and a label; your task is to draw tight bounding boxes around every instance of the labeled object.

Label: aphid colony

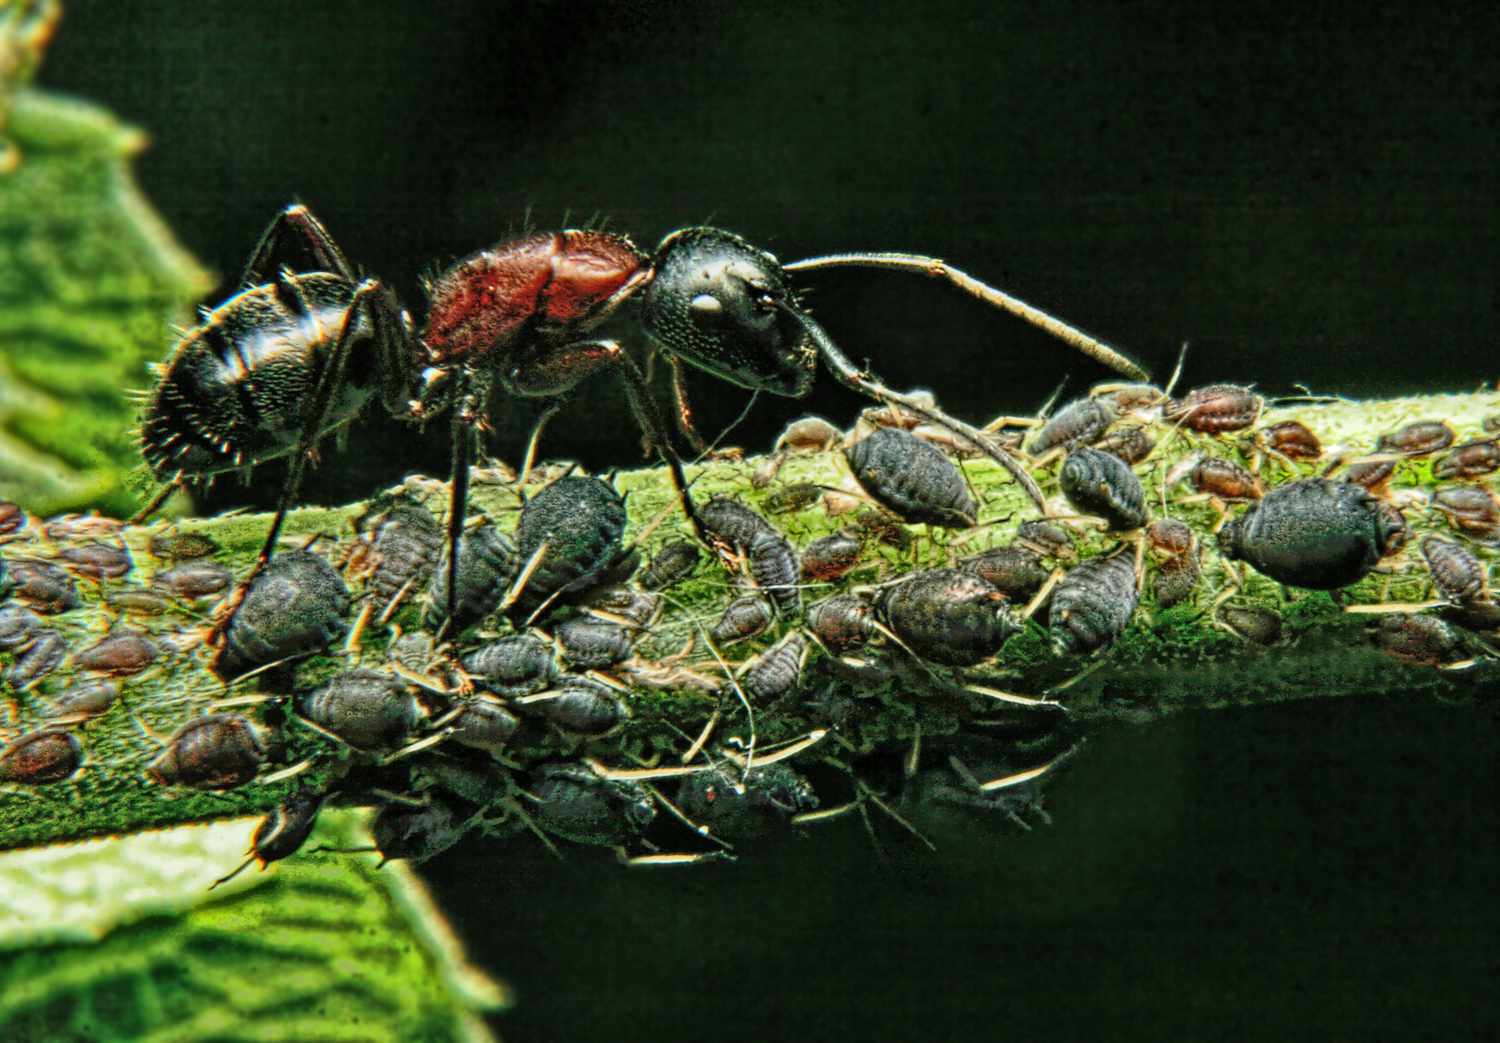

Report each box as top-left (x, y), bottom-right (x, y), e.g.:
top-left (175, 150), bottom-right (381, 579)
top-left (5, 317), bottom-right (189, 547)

top-left (4, 375), bottom-right (1500, 874)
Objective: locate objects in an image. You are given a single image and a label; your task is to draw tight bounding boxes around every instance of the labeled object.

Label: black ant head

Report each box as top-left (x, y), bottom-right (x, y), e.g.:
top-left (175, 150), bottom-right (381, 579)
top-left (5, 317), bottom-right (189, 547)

top-left (640, 227), bottom-right (816, 397)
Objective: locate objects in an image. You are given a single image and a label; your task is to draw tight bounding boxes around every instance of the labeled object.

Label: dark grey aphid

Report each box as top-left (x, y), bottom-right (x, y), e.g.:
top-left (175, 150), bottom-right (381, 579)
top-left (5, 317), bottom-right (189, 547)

top-left (676, 763), bottom-right (819, 844)
top-left (510, 476), bottom-right (629, 621)
top-left (700, 496), bottom-right (776, 549)
top-left (74, 630), bottom-right (163, 676)
top-left (878, 568), bottom-right (1012, 666)
top-left (57, 542), bottom-right (133, 581)
top-left (845, 427), bottom-right (977, 528)
top-left (737, 631), bottom-right (808, 705)
top-left (152, 560), bottom-right (234, 600)
top-left (1153, 554), bottom-right (1200, 609)
top-left (581, 586), bottom-right (662, 628)
top-left (554, 616), bottom-right (634, 670)
top-left (3, 628), bottom-right (65, 690)
top-left (373, 796), bottom-right (468, 864)
top-left (1049, 549), bottom-right (1139, 653)
top-left (711, 594), bottom-right (775, 646)
top-left (424, 520), bottom-right (517, 634)
top-left (351, 500), bottom-right (443, 610)
top-left (147, 530), bottom-right (219, 560)
top-left (0, 730), bottom-right (83, 785)
top-left (1027, 396), bottom-right (1117, 455)
top-left (1218, 478), bottom-right (1398, 590)
top-left (297, 669), bottom-right (426, 753)
top-left (214, 550), bottom-right (350, 679)
top-left (46, 680), bottom-right (119, 722)
top-left (639, 539), bottom-right (700, 591)
top-left (800, 531), bottom-right (863, 583)
top-left (447, 695), bottom-right (520, 754)
top-left (518, 676), bottom-right (627, 736)
top-left (386, 630), bottom-right (436, 672)
top-left (7, 558), bottom-right (80, 613)
top-left (148, 714), bottom-right (265, 790)
top-left (530, 761), bottom-right (655, 847)
top-left (960, 545), bottom-right (1049, 601)
top-left (1420, 536), bottom-right (1486, 603)
top-left (748, 527), bottom-right (802, 615)
top-left (806, 593), bottom-right (879, 654)
top-left (1059, 447), bottom-right (1147, 530)
top-left (463, 634), bottom-right (559, 696)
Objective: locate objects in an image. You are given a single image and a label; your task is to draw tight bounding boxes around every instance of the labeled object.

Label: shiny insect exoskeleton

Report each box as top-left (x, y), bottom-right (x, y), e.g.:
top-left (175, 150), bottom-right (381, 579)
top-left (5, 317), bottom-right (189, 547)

top-left (800, 531), bottom-right (863, 583)
top-left (1420, 536), bottom-right (1487, 603)
top-left (73, 629), bottom-right (163, 676)
top-left (806, 593), bottom-right (879, 654)
top-left (1432, 485), bottom-right (1500, 538)
top-left (1027, 395), bottom-right (1117, 455)
top-left (6, 558), bottom-right (79, 613)
top-left (554, 616), bottom-right (635, 670)
top-left (151, 560), bottom-right (234, 600)
top-left (1256, 419), bottom-right (1322, 460)
top-left (711, 595), bottom-right (776, 646)
top-left (518, 676), bottom-right (627, 736)
top-left (959, 545), bottom-right (1048, 602)
top-left (297, 669), bottom-right (426, 753)
top-left (1218, 478), bottom-right (1399, 589)
top-left (1163, 384), bottom-right (1262, 433)
top-left (424, 519), bottom-right (517, 634)
top-left (0, 730), bottom-right (83, 785)
top-left (3, 627), bottom-right (65, 690)
top-left (511, 476), bottom-right (630, 622)
top-left (735, 631), bottom-right (809, 705)
top-left (1189, 457), bottom-right (1262, 501)
top-left (447, 695), bottom-right (520, 754)
top-left (638, 539), bottom-right (701, 591)
top-left (57, 542), bottom-right (133, 581)
top-left (463, 634), bottom-right (560, 696)
top-left (1049, 548), bottom-right (1139, 653)
top-left (345, 498), bottom-right (443, 616)
top-left (878, 568), bottom-right (1012, 666)
top-left (676, 763), bottom-right (819, 844)
top-left (1376, 419), bottom-right (1454, 457)
top-left (148, 714), bottom-right (266, 790)
top-left (214, 550), bottom-right (350, 680)
top-left (1371, 613), bottom-right (1461, 666)
top-left (845, 427), bottom-right (977, 528)
top-left (373, 795), bottom-right (469, 864)
top-left (147, 530), bottom-right (219, 560)
top-left (45, 680), bottom-right (119, 723)
top-left (1433, 440), bottom-right (1500, 480)
top-left (748, 527), bottom-right (802, 615)
top-left (530, 761), bottom-right (656, 847)
top-left (1219, 603), bottom-right (1282, 644)
top-left (762, 482), bottom-right (823, 516)
top-left (1095, 425), bottom-right (1155, 465)
top-left (1059, 447), bottom-right (1147, 530)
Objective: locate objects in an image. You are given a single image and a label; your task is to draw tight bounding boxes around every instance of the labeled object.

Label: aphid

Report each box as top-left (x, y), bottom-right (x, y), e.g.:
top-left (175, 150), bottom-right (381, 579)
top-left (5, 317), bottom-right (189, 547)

top-left (806, 593), bottom-right (879, 654)
top-left (736, 631), bottom-right (809, 705)
top-left (800, 531), bottom-right (863, 583)
top-left (1153, 554), bottom-right (1200, 609)
top-left (1376, 420), bottom-right (1454, 457)
top-left (214, 550), bottom-right (350, 680)
top-left (55, 542), bottom-right (133, 581)
top-left (0, 604), bottom-right (43, 651)
top-left (776, 415), bottom-right (841, 454)
top-left (0, 730), bottom-right (82, 785)
top-left (0, 502), bottom-right (26, 536)
top-left (530, 761), bottom-right (656, 847)
top-left (878, 568), bottom-right (1012, 666)
top-left (1163, 384), bottom-right (1261, 433)
top-left (152, 560), bottom-right (234, 600)
top-left (676, 763), bottom-right (819, 844)
top-left (1420, 537), bottom-right (1487, 603)
top-left (1371, 613), bottom-right (1461, 667)
top-left (854, 391), bottom-right (935, 433)
top-left (104, 586), bottom-right (174, 615)
top-left (1095, 425), bottom-right (1155, 465)
top-left (1219, 604), bottom-right (1282, 644)
top-left (1218, 478), bottom-right (1398, 590)
top-left (700, 496), bottom-right (776, 549)
top-left (510, 476), bottom-right (629, 621)
top-left (1016, 519), bottom-right (1074, 559)
top-left (463, 634), bottom-right (559, 696)
top-left (43, 514), bottom-right (124, 541)
top-left (1257, 420), bottom-right (1321, 460)
top-left (1432, 485), bottom-right (1500, 537)
top-left (447, 695), bottom-right (520, 754)
top-left (243, 794), bottom-right (325, 872)
top-left (580, 585), bottom-right (661, 628)
top-left (386, 630), bottom-right (437, 673)
top-left (148, 530), bottom-right (220, 560)
top-left (297, 669), bottom-right (426, 753)
top-left (423, 519), bottom-right (517, 633)
top-left (6, 558), bottom-right (80, 613)
top-left (520, 676), bottom-right (628, 736)
top-left (554, 616), bottom-right (635, 670)
top-left (73, 630), bottom-right (162, 676)
top-left (373, 796), bottom-right (468, 864)
top-left (45, 680), bottom-right (119, 722)
top-left (148, 714), bottom-right (266, 790)
top-left (958, 545), bottom-right (1048, 601)
top-left (1433, 440), bottom-right (1500, 481)
top-left (710, 595), bottom-right (775, 645)
top-left (1341, 458), bottom-right (1397, 495)
top-left (1373, 500), bottom-right (1410, 556)
top-left (852, 508), bottom-right (911, 551)
top-left (1059, 447), bottom-right (1147, 530)
top-left (1027, 395), bottom-right (1117, 455)
top-left (845, 427), bottom-right (977, 528)
top-left (638, 539), bottom-right (701, 591)
top-left (1190, 457), bottom-right (1262, 501)
top-left (748, 527), bottom-right (802, 614)
top-left (1049, 549), bottom-right (1139, 653)
top-left (762, 482), bottom-right (822, 515)
top-left (3, 628), bottom-right (65, 689)
top-left (1146, 517), bottom-right (1194, 556)
top-left (346, 500), bottom-right (443, 614)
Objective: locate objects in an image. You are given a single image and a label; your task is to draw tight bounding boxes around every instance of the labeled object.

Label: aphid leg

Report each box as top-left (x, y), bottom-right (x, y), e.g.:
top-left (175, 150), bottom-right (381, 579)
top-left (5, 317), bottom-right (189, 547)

top-left (344, 598), bottom-right (375, 657)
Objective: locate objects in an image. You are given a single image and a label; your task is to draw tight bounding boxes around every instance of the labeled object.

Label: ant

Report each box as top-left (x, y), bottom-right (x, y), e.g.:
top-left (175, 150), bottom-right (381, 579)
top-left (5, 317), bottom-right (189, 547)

top-left (137, 204), bottom-right (1148, 625)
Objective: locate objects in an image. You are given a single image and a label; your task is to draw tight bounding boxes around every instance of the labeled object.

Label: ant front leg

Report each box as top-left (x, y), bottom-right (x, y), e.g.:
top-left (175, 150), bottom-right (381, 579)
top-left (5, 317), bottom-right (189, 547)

top-left (239, 203), bottom-right (358, 286)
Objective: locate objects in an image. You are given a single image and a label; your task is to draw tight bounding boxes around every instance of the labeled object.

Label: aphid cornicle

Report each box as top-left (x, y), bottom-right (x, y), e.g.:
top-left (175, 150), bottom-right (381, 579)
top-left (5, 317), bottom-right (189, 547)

top-left (1218, 478), bottom-right (1399, 590)
top-left (1027, 395), bottom-right (1117, 455)
top-left (1059, 447), bottom-right (1147, 530)
top-left (424, 519), bottom-right (517, 633)
top-left (1163, 384), bottom-right (1262, 433)
top-left (676, 763), bottom-right (819, 844)
top-left (1433, 440), bottom-right (1500, 480)
top-left (0, 730), bottom-right (83, 785)
top-left (638, 539), bottom-right (700, 591)
top-left (1049, 548), bottom-right (1139, 654)
top-left (510, 476), bottom-right (630, 621)
top-left (296, 669), bottom-right (426, 753)
top-left (148, 714), bottom-right (266, 790)
top-left (845, 427), bottom-right (978, 528)
top-left (214, 550), bottom-right (350, 680)
top-left (879, 568), bottom-right (1013, 666)
top-left (530, 762), bottom-right (655, 848)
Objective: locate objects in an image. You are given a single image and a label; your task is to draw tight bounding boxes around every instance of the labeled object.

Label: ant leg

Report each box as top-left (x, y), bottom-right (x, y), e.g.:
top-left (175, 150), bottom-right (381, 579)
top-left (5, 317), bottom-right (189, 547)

top-left (442, 369), bottom-right (486, 629)
top-left (665, 355), bottom-right (711, 456)
top-left (239, 203), bottom-right (357, 286)
top-left (783, 251), bottom-right (1147, 380)
top-left (776, 303), bottom-right (1050, 512)
top-left (129, 477), bottom-right (184, 525)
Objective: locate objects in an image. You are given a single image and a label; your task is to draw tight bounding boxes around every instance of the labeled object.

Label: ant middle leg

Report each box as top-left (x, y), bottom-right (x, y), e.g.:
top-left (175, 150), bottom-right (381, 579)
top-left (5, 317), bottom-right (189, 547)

top-left (239, 203), bottom-right (358, 286)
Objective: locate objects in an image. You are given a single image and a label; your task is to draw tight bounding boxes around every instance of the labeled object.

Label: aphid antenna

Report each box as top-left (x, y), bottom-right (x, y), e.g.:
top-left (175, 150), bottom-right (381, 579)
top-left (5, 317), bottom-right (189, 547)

top-left (963, 684), bottom-right (1067, 711)
top-left (379, 727), bottom-right (454, 765)
top-left (905, 722), bottom-right (922, 779)
top-left (622, 851), bottom-right (734, 867)
top-left (720, 728), bottom-right (828, 771)
top-left (502, 795), bottom-right (563, 860)
top-left (343, 599), bottom-right (375, 657)
top-left (209, 855), bottom-right (259, 891)
top-left (975, 753), bottom-right (1067, 793)
top-left (679, 709), bottom-right (720, 765)
top-left (1043, 655), bottom-right (1110, 698)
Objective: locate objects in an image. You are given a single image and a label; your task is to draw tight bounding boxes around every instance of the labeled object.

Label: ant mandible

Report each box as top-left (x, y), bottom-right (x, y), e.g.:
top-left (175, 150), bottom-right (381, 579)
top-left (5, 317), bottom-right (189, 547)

top-left (138, 204), bottom-right (1147, 625)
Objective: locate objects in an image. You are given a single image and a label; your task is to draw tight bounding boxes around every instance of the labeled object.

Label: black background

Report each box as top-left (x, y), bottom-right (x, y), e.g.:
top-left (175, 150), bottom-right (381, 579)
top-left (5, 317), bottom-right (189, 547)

top-left (42, 2), bottom-right (1500, 1039)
